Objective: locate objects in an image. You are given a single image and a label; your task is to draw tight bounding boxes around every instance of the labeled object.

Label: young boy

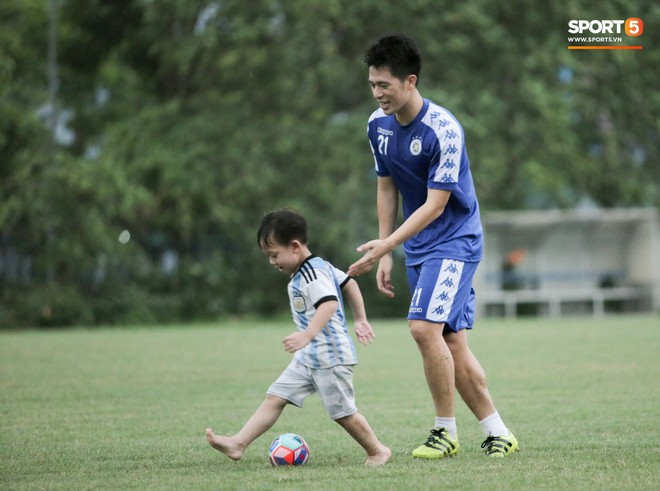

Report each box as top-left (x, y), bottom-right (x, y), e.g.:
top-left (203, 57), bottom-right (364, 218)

top-left (206, 208), bottom-right (391, 466)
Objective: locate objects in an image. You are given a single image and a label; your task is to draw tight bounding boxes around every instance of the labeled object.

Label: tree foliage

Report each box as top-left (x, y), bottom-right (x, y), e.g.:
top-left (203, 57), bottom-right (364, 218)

top-left (1, 0), bottom-right (657, 326)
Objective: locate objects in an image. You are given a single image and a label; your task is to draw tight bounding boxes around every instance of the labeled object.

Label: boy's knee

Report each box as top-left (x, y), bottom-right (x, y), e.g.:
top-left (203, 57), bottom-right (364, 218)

top-left (333, 412), bottom-right (357, 427)
top-left (265, 394), bottom-right (289, 408)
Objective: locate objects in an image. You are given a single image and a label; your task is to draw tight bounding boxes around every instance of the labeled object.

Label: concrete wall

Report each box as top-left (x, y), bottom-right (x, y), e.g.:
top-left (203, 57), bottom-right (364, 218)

top-left (474, 208), bottom-right (659, 317)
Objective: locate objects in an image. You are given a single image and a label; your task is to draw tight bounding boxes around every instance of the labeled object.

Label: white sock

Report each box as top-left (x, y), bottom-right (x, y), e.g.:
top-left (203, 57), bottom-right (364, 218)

top-left (434, 417), bottom-right (457, 439)
top-left (479, 412), bottom-right (509, 437)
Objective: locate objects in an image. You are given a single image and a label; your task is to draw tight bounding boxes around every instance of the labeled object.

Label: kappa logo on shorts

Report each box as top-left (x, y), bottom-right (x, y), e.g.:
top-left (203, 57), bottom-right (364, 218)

top-left (427, 260), bottom-right (464, 322)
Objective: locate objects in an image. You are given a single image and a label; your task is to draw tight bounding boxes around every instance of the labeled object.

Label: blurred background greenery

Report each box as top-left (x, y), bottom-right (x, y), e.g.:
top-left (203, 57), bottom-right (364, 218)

top-left (1, 0), bottom-right (658, 327)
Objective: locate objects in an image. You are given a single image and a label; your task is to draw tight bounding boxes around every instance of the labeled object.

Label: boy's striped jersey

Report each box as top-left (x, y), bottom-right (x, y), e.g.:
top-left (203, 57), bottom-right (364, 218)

top-left (287, 255), bottom-right (357, 369)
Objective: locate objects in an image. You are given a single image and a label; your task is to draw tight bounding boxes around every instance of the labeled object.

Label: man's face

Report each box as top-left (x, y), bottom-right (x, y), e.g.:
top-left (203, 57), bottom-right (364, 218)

top-left (368, 65), bottom-right (414, 116)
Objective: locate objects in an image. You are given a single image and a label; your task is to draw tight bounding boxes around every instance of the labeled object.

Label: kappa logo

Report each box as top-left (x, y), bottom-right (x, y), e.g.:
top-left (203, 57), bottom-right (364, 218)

top-left (444, 144), bottom-right (459, 155)
top-left (410, 137), bottom-right (422, 156)
top-left (441, 158), bottom-right (456, 170)
top-left (436, 291), bottom-right (450, 302)
top-left (432, 304), bottom-right (446, 316)
top-left (440, 173), bottom-right (455, 183)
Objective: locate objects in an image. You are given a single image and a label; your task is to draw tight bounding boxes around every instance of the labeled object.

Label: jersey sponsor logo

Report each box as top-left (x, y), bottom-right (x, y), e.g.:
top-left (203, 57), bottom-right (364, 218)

top-left (293, 295), bottom-right (306, 313)
top-left (410, 137), bottom-right (422, 156)
top-left (377, 127), bottom-right (393, 136)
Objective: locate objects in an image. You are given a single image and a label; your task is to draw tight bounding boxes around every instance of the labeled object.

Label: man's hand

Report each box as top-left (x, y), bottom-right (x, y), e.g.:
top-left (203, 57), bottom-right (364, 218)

top-left (376, 254), bottom-right (395, 298)
top-left (348, 239), bottom-right (392, 277)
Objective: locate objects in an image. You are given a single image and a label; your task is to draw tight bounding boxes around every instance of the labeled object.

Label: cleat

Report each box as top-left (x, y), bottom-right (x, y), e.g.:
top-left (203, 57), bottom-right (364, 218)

top-left (412, 428), bottom-right (459, 459)
top-left (481, 432), bottom-right (519, 457)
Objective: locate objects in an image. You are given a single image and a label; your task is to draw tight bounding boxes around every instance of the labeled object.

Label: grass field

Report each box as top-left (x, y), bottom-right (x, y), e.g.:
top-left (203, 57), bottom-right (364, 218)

top-left (1, 315), bottom-right (659, 490)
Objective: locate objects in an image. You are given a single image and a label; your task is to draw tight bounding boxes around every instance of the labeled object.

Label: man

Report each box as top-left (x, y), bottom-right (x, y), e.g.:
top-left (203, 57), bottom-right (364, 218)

top-left (348, 33), bottom-right (518, 459)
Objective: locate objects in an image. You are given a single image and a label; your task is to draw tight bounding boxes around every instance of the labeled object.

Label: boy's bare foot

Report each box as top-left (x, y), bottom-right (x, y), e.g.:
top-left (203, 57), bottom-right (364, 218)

top-left (364, 444), bottom-right (392, 466)
top-left (205, 428), bottom-right (244, 461)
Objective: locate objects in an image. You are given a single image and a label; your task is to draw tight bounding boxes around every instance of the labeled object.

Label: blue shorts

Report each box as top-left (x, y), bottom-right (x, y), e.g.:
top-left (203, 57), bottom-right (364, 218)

top-left (406, 258), bottom-right (478, 334)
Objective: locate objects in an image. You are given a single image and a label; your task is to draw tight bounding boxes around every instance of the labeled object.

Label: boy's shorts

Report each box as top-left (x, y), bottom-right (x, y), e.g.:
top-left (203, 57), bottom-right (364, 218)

top-left (406, 258), bottom-right (479, 334)
top-left (267, 360), bottom-right (357, 420)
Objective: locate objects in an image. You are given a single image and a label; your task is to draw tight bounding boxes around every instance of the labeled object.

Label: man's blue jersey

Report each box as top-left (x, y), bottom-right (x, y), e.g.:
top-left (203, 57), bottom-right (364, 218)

top-left (288, 255), bottom-right (357, 369)
top-left (367, 98), bottom-right (483, 265)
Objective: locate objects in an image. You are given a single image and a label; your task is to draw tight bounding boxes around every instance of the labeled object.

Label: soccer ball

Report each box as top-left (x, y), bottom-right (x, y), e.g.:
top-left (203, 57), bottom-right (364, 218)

top-left (268, 433), bottom-right (309, 466)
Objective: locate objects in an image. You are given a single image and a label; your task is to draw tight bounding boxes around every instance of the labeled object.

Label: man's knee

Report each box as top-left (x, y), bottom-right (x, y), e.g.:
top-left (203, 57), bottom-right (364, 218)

top-left (408, 320), bottom-right (444, 344)
top-left (444, 329), bottom-right (467, 353)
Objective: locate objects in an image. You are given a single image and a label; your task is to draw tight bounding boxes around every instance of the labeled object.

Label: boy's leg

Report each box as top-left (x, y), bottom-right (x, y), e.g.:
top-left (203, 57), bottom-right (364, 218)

top-left (335, 413), bottom-right (391, 466)
top-left (313, 365), bottom-right (390, 466)
top-left (206, 394), bottom-right (288, 460)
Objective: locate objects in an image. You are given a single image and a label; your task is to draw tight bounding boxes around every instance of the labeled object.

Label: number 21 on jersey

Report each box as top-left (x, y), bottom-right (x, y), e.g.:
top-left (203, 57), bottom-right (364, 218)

top-left (377, 134), bottom-right (389, 155)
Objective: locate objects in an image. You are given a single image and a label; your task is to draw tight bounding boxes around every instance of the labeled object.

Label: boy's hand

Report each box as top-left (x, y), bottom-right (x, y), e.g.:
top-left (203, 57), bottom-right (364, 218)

top-left (354, 320), bottom-right (375, 345)
top-left (282, 331), bottom-right (312, 353)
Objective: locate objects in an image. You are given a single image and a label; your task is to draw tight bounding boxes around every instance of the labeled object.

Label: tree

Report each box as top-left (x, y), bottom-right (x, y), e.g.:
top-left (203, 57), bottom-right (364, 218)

top-left (1, 0), bottom-right (657, 326)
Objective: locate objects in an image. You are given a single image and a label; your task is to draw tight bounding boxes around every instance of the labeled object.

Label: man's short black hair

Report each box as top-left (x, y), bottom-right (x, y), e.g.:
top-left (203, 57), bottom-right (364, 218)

top-left (364, 33), bottom-right (422, 82)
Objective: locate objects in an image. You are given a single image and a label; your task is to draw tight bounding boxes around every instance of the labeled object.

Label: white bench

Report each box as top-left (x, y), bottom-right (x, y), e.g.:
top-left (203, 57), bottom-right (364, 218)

top-left (477, 287), bottom-right (646, 318)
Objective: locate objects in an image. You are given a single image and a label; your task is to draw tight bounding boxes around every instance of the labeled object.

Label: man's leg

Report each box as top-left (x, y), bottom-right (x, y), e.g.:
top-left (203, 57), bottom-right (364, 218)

top-left (409, 320), bottom-right (455, 418)
top-left (445, 330), bottom-right (519, 457)
top-left (409, 319), bottom-right (460, 459)
top-left (444, 329), bottom-right (495, 420)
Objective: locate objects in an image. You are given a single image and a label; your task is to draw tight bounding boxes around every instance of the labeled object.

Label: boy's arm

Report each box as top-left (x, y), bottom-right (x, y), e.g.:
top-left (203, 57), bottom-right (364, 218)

top-left (342, 278), bottom-right (375, 346)
top-left (282, 300), bottom-right (338, 353)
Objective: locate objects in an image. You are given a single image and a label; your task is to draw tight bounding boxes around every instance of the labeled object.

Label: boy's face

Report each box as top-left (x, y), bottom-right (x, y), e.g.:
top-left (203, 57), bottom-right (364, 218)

top-left (261, 239), bottom-right (302, 276)
top-left (368, 65), bottom-right (415, 116)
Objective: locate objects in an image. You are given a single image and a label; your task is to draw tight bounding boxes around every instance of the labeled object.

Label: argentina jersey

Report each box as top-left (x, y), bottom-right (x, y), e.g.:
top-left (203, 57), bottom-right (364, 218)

top-left (367, 98), bottom-right (483, 264)
top-left (287, 256), bottom-right (357, 369)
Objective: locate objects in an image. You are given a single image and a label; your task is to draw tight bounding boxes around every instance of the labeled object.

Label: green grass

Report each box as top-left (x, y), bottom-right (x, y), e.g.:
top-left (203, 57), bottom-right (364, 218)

top-left (1, 315), bottom-right (659, 490)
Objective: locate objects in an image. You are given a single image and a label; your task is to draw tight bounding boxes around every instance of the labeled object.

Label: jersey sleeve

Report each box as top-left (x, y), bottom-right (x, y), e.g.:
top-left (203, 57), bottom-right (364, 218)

top-left (332, 266), bottom-right (350, 289)
top-left (370, 138), bottom-right (389, 177)
top-left (424, 110), bottom-right (463, 190)
top-left (303, 268), bottom-right (339, 309)
top-left (367, 112), bottom-right (390, 177)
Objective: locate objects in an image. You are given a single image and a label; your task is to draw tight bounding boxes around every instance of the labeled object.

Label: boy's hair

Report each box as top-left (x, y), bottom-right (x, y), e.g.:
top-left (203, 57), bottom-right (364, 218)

top-left (257, 208), bottom-right (308, 248)
top-left (364, 33), bottom-right (422, 83)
